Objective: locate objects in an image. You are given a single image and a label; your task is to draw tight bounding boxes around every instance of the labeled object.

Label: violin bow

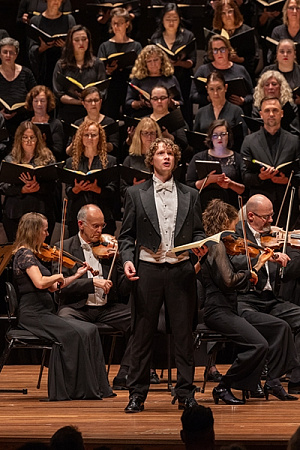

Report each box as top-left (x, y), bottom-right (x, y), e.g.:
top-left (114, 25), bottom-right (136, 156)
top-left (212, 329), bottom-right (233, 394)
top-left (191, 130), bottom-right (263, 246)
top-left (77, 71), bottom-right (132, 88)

top-left (280, 186), bottom-right (295, 279)
top-left (238, 195), bottom-right (252, 272)
top-left (275, 170), bottom-right (294, 228)
top-left (102, 239), bottom-right (118, 300)
top-left (58, 198), bottom-right (68, 278)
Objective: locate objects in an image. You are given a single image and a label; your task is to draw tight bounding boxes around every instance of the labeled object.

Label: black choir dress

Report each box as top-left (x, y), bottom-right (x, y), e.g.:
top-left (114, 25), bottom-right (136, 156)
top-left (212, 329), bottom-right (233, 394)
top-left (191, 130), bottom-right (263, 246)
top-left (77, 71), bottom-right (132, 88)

top-left (97, 40), bottom-right (142, 120)
top-left (13, 247), bottom-right (113, 401)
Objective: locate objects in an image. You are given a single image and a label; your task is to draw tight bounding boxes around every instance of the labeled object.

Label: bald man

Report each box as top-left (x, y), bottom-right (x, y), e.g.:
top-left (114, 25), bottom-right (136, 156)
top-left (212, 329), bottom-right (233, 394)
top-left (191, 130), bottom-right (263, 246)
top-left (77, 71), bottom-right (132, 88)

top-left (231, 194), bottom-right (300, 394)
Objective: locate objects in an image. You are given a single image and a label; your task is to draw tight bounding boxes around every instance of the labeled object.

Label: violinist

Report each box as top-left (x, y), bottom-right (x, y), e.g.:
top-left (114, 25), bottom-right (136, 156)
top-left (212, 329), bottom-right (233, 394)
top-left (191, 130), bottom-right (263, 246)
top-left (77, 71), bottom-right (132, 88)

top-left (13, 211), bottom-right (114, 401)
top-left (201, 199), bottom-right (299, 403)
top-left (232, 193), bottom-right (300, 397)
top-left (52, 204), bottom-right (132, 391)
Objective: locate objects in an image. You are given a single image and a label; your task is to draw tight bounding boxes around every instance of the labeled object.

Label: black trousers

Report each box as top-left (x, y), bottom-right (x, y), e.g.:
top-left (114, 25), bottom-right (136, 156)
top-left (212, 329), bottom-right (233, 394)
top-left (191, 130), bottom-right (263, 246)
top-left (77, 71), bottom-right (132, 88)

top-left (205, 305), bottom-right (297, 390)
top-left (58, 303), bottom-right (132, 369)
top-left (127, 260), bottom-right (197, 402)
top-left (238, 294), bottom-right (300, 372)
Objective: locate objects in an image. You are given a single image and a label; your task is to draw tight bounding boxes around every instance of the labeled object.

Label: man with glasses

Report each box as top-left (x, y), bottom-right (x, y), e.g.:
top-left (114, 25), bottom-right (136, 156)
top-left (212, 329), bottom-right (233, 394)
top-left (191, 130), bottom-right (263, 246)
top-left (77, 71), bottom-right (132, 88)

top-left (52, 203), bottom-right (132, 390)
top-left (241, 96), bottom-right (300, 228)
top-left (231, 193), bottom-right (300, 395)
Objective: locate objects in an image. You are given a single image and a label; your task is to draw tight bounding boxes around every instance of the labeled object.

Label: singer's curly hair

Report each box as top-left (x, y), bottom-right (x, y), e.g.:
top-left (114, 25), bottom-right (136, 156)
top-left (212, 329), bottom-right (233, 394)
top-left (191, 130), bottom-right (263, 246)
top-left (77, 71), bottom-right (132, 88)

top-left (144, 138), bottom-right (181, 172)
top-left (71, 119), bottom-right (107, 170)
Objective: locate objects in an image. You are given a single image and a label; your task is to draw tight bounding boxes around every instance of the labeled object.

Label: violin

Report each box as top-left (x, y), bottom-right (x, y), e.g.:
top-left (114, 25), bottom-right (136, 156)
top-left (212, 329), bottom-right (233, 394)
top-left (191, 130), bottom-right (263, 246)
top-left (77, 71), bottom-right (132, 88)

top-left (222, 235), bottom-right (265, 258)
top-left (91, 234), bottom-right (118, 259)
top-left (261, 227), bottom-right (300, 250)
top-left (36, 243), bottom-right (99, 276)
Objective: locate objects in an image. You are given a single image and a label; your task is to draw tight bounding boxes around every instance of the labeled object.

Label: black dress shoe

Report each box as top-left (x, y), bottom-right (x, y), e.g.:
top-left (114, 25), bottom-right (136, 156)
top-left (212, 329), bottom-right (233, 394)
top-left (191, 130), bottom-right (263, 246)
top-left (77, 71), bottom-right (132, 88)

top-left (150, 371), bottom-right (160, 384)
top-left (124, 395), bottom-right (144, 413)
top-left (212, 386), bottom-right (245, 405)
top-left (178, 397), bottom-right (198, 410)
top-left (264, 382), bottom-right (298, 401)
top-left (250, 383), bottom-right (265, 398)
top-left (288, 381), bottom-right (300, 394)
top-left (204, 367), bottom-right (223, 382)
top-left (113, 374), bottom-right (128, 390)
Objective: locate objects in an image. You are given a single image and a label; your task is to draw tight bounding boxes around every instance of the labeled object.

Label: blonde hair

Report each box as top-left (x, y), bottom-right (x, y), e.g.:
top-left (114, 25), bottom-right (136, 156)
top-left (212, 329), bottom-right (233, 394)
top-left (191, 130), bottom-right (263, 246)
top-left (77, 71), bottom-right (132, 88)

top-left (202, 199), bottom-right (238, 236)
top-left (276, 38), bottom-right (297, 64)
top-left (130, 45), bottom-right (174, 80)
top-left (253, 70), bottom-right (293, 109)
top-left (129, 117), bottom-right (161, 156)
top-left (11, 121), bottom-right (55, 166)
top-left (71, 119), bottom-right (108, 170)
top-left (282, 0), bottom-right (300, 25)
top-left (13, 212), bottom-right (47, 254)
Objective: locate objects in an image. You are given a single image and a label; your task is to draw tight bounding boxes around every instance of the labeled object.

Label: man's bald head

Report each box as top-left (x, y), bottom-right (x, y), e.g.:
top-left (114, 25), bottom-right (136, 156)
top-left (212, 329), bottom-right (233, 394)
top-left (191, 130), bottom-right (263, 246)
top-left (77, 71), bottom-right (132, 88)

top-left (246, 195), bottom-right (274, 234)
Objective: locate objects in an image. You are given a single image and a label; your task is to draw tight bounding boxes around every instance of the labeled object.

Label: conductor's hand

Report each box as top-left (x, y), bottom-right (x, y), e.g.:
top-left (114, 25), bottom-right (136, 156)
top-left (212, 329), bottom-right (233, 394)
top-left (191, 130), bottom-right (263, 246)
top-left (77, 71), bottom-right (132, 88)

top-left (93, 278), bottom-right (113, 293)
top-left (124, 261), bottom-right (139, 281)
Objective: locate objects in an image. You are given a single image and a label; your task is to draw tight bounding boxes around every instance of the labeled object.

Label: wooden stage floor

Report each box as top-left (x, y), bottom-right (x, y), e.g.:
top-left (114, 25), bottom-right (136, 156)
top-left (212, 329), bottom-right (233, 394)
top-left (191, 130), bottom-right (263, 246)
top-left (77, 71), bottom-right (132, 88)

top-left (0, 365), bottom-right (299, 450)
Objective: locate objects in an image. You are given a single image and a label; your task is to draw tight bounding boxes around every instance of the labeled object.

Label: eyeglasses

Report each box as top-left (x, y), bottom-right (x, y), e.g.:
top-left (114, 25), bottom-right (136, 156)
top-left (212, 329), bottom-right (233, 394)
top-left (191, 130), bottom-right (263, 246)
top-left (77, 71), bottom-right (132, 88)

top-left (150, 96), bottom-right (169, 102)
top-left (22, 136), bottom-right (37, 142)
top-left (84, 98), bottom-right (101, 104)
top-left (83, 133), bottom-right (98, 139)
top-left (141, 131), bottom-right (157, 137)
top-left (212, 132), bottom-right (228, 139)
top-left (111, 20), bottom-right (126, 26)
top-left (84, 221), bottom-right (106, 230)
top-left (222, 8), bottom-right (234, 15)
top-left (287, 6), bottom-right (300, 11)
top-left (212, 47), bottom-right (227, 54)
top-left (252, 212), bottom-right (274, 221)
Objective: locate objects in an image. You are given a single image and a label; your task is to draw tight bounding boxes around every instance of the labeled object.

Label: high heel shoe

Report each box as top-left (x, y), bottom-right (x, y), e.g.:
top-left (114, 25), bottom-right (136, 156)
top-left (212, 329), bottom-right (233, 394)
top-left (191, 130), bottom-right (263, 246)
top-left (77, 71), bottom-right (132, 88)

top-left (212, 386), bottom-right (245, 405)
top-left (264, 382), bottom-right (298, 401)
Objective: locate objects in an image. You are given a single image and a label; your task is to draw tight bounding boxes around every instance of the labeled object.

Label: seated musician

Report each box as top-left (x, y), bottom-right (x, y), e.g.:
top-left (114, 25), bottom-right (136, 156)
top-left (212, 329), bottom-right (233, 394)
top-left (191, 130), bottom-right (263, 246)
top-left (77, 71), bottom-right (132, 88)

top-left (52, 204), bottom-right (132, 391)
top-left (231, 194), bottom-right (300, 396)
top-left (201, 198), bottom-right (298, 403)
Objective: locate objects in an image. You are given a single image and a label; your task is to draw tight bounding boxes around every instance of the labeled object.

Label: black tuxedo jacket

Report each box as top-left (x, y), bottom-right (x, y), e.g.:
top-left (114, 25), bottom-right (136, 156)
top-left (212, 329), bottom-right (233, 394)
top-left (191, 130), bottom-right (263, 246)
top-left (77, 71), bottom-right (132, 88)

top-left (118, 178), bottom-right (206, 266)
top-left (52, 234), bottom-right (130, 310)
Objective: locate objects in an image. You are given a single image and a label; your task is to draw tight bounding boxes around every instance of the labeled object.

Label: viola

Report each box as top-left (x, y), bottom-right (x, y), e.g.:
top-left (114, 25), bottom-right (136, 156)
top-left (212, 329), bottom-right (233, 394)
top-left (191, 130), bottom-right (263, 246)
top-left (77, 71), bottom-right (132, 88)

top-left (36, 243), bottom-right (99, 276)
top-left (91, 234), bottom-right (118, 259)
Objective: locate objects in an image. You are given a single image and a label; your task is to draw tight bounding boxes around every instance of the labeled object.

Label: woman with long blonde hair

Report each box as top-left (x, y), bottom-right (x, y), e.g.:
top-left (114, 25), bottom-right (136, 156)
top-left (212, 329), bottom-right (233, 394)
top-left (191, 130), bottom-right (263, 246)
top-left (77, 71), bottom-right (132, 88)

top-left (125, 44), bottom-right (183, 117)
top-left (0, 121), bottom-right (56, 242)
top-left (65, 119), bottom-right (117, 236)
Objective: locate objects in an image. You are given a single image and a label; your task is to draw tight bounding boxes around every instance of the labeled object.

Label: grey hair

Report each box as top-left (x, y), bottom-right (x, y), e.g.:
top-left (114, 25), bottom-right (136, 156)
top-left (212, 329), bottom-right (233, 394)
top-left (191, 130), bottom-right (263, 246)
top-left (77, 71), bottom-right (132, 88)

top-left (77, 204), bottom-right (101, 222)
top-left (0, 37), bottom-right (19, 53)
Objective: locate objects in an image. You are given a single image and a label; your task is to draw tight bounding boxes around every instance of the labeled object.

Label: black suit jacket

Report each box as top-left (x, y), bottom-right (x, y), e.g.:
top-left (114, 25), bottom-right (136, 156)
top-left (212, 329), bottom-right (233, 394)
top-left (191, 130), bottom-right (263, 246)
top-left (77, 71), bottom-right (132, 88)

top-left (118, 178), bottom-right (205, 266)
top-left (52, 234), bottom-right (130, 310)
top-left (241, 128), bottom-right (300, 226)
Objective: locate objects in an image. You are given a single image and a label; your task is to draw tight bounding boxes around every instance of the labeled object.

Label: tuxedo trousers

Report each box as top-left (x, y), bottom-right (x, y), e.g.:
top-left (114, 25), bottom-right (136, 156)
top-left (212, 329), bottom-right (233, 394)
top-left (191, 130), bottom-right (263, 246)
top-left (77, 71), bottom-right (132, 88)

top-left (127, 259), bottom-right (197, 401)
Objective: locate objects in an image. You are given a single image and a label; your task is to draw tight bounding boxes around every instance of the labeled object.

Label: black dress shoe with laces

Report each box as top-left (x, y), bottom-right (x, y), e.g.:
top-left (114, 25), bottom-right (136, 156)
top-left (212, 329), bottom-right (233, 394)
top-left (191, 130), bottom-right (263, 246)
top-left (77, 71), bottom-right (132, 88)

top-left (204, 367), bottom-right (223, 382)
top-left (250, 383), bottom-right (265, 398)
top-left (124, 395), bottom-right (145, 413)
top-left (178, 396), bottom-right (198, 410)
top-left (212, 386), bottom-right (245, 405)
top-left (264, 382), bottom-right (298, 401)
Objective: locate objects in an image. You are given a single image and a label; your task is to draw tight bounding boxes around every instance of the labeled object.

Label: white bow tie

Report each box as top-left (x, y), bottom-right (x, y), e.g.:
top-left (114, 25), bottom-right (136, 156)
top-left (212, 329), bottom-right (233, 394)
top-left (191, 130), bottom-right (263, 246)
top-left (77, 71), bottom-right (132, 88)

top-left (155, 179), bottom-right (173, 192)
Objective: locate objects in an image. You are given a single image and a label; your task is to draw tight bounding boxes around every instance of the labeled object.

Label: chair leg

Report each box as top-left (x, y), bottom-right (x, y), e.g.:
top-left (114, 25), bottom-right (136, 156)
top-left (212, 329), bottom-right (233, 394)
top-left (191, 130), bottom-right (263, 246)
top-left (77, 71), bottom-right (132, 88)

top-left (37, 348), bottom-right (47, 389)
top-left (0, 340), bottom-right (27, 394)
top-left (107, 335), bottom-right (117, 376)
top-left (202, 349), bottom-right (218, 393)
